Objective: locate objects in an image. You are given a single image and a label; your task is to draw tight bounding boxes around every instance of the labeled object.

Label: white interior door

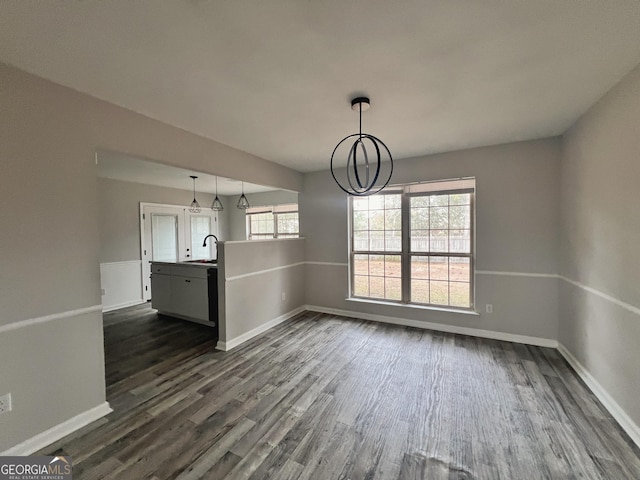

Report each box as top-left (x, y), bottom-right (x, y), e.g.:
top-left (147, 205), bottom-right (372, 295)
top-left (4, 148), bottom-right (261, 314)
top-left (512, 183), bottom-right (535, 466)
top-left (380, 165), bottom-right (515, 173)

top-left (141, 203), bottom-right (218, 301)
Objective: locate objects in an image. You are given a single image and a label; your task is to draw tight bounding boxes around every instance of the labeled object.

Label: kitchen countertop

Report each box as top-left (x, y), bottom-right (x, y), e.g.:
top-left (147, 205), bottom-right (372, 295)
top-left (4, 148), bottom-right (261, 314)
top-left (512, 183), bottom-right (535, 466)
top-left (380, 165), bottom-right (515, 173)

top-left (151, 261), bottom-right (218, 269)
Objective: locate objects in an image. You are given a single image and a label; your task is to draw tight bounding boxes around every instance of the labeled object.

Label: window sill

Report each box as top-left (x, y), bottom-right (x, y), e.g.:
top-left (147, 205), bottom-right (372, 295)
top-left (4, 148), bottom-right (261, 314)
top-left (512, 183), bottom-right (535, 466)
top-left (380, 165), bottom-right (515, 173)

top-left (345, 297), bottom-right (480, 316)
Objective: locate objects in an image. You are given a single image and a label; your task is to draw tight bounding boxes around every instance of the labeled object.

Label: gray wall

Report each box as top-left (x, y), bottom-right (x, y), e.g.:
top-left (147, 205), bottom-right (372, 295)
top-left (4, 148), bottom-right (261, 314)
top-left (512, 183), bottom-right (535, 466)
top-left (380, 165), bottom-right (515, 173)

top-left (559, 63), bottom-right (640, 427)
top-left (0, 62), bottom-right (301, 453)
top-left (217, 239), bottom-right (305, 346)
top-left (228, 190), bottom-right (299, 241)
top-left (301, 138), bottom-right (561, 340)
top-left (98, 177), bottom-right (230, 263)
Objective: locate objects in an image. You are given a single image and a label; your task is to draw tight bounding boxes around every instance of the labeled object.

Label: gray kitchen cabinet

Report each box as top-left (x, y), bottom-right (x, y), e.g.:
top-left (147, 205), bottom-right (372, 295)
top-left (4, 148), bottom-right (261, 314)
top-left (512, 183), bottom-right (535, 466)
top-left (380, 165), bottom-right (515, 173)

top-left (150, 262), bottom-right (215, 327)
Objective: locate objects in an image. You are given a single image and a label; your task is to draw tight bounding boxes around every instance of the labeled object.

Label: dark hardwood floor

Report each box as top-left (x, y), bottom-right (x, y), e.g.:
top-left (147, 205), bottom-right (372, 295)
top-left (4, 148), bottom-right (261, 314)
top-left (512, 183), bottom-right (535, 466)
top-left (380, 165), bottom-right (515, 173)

top-left (41, 303), bottom-right (640, 479)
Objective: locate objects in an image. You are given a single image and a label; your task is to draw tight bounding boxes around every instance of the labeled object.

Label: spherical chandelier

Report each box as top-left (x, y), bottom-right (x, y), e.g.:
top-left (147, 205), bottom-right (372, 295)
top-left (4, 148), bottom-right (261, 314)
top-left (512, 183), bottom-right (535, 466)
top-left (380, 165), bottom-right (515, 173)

top-left (330, 97), bottom-right (393, 196)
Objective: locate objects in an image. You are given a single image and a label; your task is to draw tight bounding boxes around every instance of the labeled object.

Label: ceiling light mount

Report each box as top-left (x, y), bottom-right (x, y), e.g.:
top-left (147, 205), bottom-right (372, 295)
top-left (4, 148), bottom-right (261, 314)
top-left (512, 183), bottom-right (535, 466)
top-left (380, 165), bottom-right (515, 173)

top-left (331, 96), bottom-right (393, 196)
top-left (351, 97), bottom-right (370, 112)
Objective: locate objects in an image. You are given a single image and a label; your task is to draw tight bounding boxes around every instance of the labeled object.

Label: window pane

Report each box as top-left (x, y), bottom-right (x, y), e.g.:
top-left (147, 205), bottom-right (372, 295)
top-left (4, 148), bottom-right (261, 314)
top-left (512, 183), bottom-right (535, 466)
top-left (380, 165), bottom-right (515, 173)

top-left (450, 230), bottom-right (471, 253)
top-left (430, 207), bottom-right (448, 229)
top-left (385, 209), bottom-right (401, 230)
top-left (411, 257), bottom-right (430, 279)
top-left (411, 207), bottom-right (429, 229)
top-left (354, 275), bottom-right (369, 297)
top-left (152, 214), bottom-right (178, 262)
top-left (411, 279), bottom-right (429, 303)
top-left (249, 212), bottom-right (274, 237)
top-left (385, 195), bottom-right (401, 209)
top-left (385, 230), bottom-right (402, 251)
top-left (369, 255), bottom-right (385, 276)
top-left (385, 255), bottom-right (401, 278)
top-left (430, 256), bottom-right (449, 281)
top-left (450, 282), bottom-right (470, 308)
top-left (450, 257), bottom-right (470, 282)
top-left (370, 231), bottom-right (384, 251)
top-left (369, 210), bottom-right (385, 230)
top-left (353, 211), bottom-right (369, 231)
top-left (430, 281), bottom-right (449, 305)
top-left (411, 230), bottom-right (429, 252)
top-left (411, 196), bottom-right (430, 208)
top-left (276, 212), bottom-right (299, 236)
top-left (353, 253), bottom-right (402, 302)
top-left (354, 231), bottom-right (369, 251)
top-left (354, 254), bottom-right (369, 275)
top-left (429, 230), bottom-right (449, 252)
top-left (190, 216), bottom-right (212, 260)
top-left (430, 194), bottom-right (448, 207)
top-left (353, 197), bottom-right (369, 210)
top-left (450, 193), bottom-right (471, 205)
top-left (385, 277), bottom-right (402, 301)
top-left (370, 276), bottom-right (385, 298)
top-left (449, 206), bottom-right (470, 229)
top-left (369, 195), bottom-right (385, 210)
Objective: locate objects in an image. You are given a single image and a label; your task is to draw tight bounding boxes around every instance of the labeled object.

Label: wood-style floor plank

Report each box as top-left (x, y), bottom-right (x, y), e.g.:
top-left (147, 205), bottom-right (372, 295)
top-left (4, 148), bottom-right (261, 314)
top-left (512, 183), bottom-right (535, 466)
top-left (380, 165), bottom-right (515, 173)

top-left (39, 303), bottom-right (640, 479)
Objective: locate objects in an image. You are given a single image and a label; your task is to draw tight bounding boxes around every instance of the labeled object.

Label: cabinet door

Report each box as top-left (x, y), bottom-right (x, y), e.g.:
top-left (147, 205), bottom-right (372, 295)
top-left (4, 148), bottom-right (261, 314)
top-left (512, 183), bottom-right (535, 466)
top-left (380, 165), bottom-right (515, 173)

top-left (151, 274), bottom-right (172, 313)
top-left (188, 278), bottom-right (209, 321)
top-left (170, 276), bottom-right (209, 321)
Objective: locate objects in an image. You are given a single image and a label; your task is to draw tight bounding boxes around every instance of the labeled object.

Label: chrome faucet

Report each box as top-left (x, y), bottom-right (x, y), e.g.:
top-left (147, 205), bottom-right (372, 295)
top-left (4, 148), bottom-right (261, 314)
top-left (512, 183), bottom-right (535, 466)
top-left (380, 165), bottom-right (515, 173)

top-left (202, 234), bottom-right (219, 261)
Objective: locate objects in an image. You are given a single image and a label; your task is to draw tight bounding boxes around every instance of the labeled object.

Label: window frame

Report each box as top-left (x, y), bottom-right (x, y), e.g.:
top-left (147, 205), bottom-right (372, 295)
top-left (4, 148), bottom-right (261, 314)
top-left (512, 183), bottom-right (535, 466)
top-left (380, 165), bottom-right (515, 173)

top-left (348, 180), bottom-right (475, 311)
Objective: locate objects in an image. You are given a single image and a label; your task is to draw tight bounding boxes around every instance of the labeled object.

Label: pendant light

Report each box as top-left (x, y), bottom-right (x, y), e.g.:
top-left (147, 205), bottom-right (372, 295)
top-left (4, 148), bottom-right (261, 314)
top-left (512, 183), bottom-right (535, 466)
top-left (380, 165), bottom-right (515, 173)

top-left (189, 175), bottom-right (201, 213)
top-left (237, 181), bottom-right (250, 210)
top-left (211, 176), bottom-right (224, 211)
top-left (330, 96), bottom-right (393, 196)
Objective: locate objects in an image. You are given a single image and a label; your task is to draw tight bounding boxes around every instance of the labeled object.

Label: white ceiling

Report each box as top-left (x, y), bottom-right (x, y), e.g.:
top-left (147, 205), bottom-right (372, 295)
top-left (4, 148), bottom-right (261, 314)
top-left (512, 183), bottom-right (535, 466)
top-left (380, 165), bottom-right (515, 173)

top-left (97, 150), bottom-right (277, 196)
top-left (1, 1), bottom-right (640, 172)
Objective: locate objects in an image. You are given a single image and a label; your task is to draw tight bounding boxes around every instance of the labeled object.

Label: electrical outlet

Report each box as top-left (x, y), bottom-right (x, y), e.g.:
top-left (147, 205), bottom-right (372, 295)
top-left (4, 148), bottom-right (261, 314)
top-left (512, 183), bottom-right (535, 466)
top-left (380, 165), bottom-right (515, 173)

top-left (281, 292), bottom-right (286, 302)
top-left (0, 393), bottom-right (12, 415)
top-left (486, 304), bottom-right (493, 314)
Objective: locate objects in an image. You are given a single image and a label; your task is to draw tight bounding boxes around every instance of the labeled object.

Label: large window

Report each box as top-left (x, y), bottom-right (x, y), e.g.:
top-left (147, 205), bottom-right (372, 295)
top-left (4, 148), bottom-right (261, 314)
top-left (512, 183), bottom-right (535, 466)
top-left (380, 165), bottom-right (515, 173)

top-left (350, 178), bottom-right (475, 310)
top-left (247, 203), bottom-right (299, 240)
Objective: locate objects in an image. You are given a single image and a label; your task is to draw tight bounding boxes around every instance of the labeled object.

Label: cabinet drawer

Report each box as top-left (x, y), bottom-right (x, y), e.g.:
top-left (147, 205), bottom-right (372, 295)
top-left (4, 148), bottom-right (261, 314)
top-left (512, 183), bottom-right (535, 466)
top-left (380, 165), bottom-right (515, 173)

top-left (171, 265), bottom-right (209, 279)
top-left (152, 264), bottom-right (170, 274)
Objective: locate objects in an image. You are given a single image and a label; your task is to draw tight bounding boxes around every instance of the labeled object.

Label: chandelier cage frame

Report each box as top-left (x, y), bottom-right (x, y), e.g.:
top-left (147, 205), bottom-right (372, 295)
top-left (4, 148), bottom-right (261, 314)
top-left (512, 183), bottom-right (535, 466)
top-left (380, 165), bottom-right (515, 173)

top-left (330, 97), bottom-right (394, 196)
top-left (189, 175), bottom-right (201, 213)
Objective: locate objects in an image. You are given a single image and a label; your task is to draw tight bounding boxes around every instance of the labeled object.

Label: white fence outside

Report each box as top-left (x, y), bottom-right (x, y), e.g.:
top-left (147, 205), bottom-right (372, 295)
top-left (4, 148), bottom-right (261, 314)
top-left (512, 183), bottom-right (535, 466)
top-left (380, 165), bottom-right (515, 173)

top-left (354, 236), bottom-right (470, 253)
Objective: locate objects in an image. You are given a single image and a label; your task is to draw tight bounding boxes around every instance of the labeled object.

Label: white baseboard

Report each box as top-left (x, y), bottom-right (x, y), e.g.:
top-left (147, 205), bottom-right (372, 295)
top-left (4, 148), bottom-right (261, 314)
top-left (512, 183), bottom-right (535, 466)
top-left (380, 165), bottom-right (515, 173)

top-left (216, 306), bottom-right (306, 351)
top-left (102, 299), bottom-right (146, 313)
top-left (305, 305), bottom-right (558, 348)
top-left (558, 344), bottom-right (640, 448)
top-left (1, 402), bottom-right (112, 456)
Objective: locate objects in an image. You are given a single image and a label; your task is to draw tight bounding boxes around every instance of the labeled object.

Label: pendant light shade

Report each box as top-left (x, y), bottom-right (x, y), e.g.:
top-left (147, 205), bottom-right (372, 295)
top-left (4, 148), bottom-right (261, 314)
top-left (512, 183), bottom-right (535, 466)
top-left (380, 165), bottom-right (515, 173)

top-left (330, 97), bottom-right (393, 196)
top-left (237, 182), bottom-right (250, 210)
top-left (211, 176), bottom-right (224, 211)
top-left (189, 175), bottom-right (201, 213)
